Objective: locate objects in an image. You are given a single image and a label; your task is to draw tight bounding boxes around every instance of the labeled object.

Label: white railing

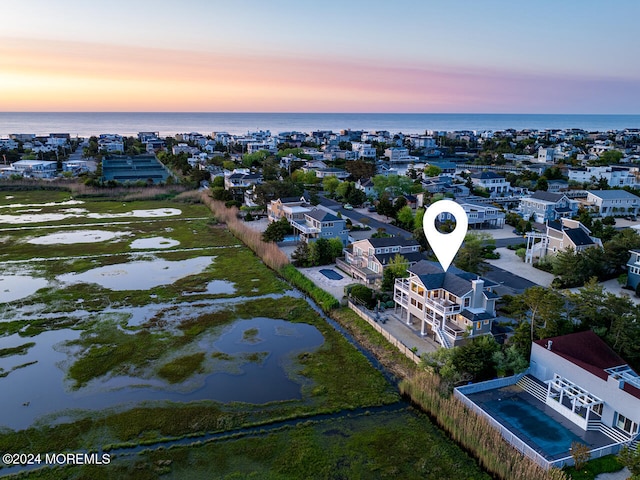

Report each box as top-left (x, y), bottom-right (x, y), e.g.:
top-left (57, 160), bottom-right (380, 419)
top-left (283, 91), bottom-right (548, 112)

top-left (425, 296), bottom-right (461, 314)
top-left (289, 219), bottom-right (320, 234)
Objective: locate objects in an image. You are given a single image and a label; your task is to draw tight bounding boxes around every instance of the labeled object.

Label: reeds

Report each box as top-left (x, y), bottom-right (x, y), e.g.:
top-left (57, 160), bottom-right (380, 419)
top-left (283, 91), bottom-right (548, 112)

top-left (400, 371), bottom-right (568, 480)
top-left (200, 193), bottom-right (289, 271)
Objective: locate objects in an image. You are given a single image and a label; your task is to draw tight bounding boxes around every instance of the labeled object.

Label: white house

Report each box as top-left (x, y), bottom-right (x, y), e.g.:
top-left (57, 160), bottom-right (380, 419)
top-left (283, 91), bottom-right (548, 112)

top-left (586, 190), bottom-right (640, 217)
top-left (529, 331), bottom-right (640, 439)
top-left (470, 171), bottom-right (512, 197)
top-left (10, 160), bottom-right (57, 178)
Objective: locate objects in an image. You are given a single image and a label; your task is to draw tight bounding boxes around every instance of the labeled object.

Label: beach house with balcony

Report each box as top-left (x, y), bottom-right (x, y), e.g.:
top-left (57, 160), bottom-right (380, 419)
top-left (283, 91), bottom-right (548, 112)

top-left (289, 209), bottom-right (349, 245)
top-left (518, 191), bottom-right (579, 223)
top-left (267, 196), bottom-right (310, 223)
top-left (393, 260), bottom-right (499, 348)
top-left (470, 171), bottom-right (512, 197)
top-left (336, 237), bottom-right (422, 285)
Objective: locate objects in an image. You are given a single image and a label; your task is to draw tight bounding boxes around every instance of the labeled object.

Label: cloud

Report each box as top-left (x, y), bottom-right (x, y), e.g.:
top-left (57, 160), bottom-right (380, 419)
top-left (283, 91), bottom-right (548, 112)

top-left (1, 37), bottom-right (638, 113)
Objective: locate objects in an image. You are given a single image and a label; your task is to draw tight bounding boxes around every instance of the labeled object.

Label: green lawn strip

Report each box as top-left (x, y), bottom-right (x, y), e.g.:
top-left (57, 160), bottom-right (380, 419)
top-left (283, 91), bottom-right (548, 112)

top-left (19, 410), bottom-right (490, 480)
top-left (279, 264), bottom-right (339, 312)
top-left (0, 189), bottom-right (71, 206)
top-left (563, 455), bottom-right (625, 480)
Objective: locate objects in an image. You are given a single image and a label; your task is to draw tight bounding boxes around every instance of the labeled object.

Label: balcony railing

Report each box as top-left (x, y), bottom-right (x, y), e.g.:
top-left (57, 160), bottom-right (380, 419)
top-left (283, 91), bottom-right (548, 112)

top-left (424, 296), bottom-right (461, 314)
top-left (290, 219), bottom-right (320, 234)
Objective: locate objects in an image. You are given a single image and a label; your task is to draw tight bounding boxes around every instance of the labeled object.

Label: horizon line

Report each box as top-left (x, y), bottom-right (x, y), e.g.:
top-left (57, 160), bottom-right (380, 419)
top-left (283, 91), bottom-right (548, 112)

top-left (2, 111), bottom-right (640, 116)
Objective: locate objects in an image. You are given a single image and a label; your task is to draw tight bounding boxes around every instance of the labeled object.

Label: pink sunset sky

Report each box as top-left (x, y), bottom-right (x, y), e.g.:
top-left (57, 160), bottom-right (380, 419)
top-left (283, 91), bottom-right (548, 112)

top-left (1, 0), bottom-right (639, 114)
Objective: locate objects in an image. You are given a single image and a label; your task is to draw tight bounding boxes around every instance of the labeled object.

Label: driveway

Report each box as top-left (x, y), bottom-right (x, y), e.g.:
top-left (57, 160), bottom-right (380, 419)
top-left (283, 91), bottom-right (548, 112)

top-left (483, 247), bottom-right (555, 293)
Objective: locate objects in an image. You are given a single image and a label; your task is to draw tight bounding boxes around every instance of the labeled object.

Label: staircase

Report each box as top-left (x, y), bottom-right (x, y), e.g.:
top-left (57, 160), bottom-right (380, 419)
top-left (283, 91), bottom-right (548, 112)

top-left (435, 328), bottom-right (452, 349)
top-left (516, 375), bottom-right (547, 403)
top-left (595, 424), bottom-right (632, 444)
top-left (629, 434), bottom-right (639, 451)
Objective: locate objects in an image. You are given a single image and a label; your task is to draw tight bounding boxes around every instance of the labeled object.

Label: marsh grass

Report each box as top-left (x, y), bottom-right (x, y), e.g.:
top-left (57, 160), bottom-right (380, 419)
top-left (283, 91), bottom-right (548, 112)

top-left (279, 264), bottom-right (339, 312)
top-left (400, 371), bottom-right (568, 480)
top-left (24, 410), bottom-right (490, 480)
top-left (200, 194), bottom-right (289, 271)
top-left (158, 353), bottom-right (206, 383)
top-left (0, 341), bottom-right (35, 358)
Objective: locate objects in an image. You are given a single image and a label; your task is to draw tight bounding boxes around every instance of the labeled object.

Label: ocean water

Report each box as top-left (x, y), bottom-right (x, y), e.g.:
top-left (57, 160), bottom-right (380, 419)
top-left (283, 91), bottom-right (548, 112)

top-left (0, 112), bottom-right (639, 137)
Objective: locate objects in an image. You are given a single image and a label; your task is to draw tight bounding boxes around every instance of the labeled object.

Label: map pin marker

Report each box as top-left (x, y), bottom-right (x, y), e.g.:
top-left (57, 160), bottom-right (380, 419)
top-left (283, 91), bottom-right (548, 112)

top-left (423, 199), bottom-right (468, 272)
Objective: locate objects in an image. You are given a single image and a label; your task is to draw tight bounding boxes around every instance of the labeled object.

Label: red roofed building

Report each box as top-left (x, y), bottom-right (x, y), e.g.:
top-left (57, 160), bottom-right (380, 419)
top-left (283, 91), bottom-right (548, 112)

top-left (530, 330), bottom-right (640, 439)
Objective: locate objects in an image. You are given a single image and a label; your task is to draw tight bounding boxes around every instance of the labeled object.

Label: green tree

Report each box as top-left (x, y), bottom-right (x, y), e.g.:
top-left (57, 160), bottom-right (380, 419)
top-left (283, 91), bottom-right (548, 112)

top-left (344, 159), bottom-right (376, 180)
top-left (492, 344), bottom-right (529, 377)
top-left (349, 284), bottom-right (375, 309)
top-left (376, 194), bottom-right (395, 219)
top-left (535, 176), bottom-right (548, 191)
top-left (618, 444), bottom-right (640, 479)
top-left (604, 228), bottom-right (640, 275)
top-left (322, 176), bottom-right (341, 197)
top-left (454, 232), bottom-right (494, 274)
top-left (308, 238), bottom-right (333, 266)
top-left (262, 218), bottom-right (292, 243)
top-left (381, 253), bottom-right (410, 291)
top-left (396, 205), bottom-right (414, 230)
top-left (596, 150), bottom-right (624, 165)
top-left (242, 150), bottom-right (269, 168)
top-left (328, 237), bottom-right (345, 261)
top-left (424, 165), bottom-right (442, 177)
top-left (520, 286), bottom-right (566, 342)
top-left (291, 241), bottom-right (311, 267)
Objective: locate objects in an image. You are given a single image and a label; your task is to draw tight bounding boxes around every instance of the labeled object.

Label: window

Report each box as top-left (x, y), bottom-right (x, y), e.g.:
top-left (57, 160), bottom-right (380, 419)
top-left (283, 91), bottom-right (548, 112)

top-left (483, 320), bottom-right (489, 325)
top-left (464, 298), bottom-right (470, 307)
top-left (616, 413), bottom-right (639, 435)
top-left (476, 322), bottom-right (482, 330)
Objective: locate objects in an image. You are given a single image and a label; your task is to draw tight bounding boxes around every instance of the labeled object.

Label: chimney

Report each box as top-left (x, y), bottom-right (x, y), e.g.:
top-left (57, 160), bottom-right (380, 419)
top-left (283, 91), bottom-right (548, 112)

top-left (471, 279), bottom-right (484, 308)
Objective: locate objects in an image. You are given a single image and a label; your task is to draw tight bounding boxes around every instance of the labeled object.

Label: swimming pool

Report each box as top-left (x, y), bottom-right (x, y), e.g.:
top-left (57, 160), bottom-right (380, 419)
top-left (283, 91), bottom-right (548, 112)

top-left (319, 269), bottom-right (343, 280)
top-left (485, 397), bottom-right (583, 456)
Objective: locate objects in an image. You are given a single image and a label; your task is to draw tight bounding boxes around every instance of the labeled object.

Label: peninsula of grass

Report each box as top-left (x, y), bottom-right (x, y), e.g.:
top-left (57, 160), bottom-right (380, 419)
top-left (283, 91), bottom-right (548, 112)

top-left (158, 353), bottom-right (206, 383)
top-left (0, 341), bottom-right (35, 358)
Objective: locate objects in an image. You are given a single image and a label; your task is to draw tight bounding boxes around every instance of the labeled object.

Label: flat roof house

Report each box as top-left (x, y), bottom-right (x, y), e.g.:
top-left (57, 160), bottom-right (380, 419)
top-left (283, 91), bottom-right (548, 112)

top-left (530, 331), bottom-right (640, 440)
top-left (585, 190), bottom-right (640, 217)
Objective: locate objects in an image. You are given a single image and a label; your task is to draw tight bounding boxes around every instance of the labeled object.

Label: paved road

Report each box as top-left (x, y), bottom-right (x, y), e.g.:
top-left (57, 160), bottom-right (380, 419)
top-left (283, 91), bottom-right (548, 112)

top-left (482, 264), bottom-right (539, 294)
top-left (318, 196), bottom-right (413, 239)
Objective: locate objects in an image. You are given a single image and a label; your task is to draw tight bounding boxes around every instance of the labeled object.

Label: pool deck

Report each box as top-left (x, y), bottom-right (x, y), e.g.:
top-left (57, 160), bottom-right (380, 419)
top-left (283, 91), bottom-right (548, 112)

top-left (467, 385), bottom-right (615, 462)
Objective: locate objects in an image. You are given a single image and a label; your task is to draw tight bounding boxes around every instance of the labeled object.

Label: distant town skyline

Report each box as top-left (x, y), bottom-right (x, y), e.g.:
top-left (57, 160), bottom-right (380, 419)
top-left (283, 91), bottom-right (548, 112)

top-left (1, 0), bottom-right (639, 114)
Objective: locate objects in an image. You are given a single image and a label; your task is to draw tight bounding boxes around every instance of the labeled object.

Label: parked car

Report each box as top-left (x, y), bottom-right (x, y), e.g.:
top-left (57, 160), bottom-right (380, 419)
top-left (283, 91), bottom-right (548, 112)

top-left (367, 206), bottom-right (376, 212)
top-left (343, 204), bottom-right (353, 210)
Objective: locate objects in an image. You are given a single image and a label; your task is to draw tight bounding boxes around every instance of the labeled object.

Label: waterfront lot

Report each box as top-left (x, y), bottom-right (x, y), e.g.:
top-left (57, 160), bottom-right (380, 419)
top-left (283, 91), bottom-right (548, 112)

top-left (0, 190), bottom-right (490, 479)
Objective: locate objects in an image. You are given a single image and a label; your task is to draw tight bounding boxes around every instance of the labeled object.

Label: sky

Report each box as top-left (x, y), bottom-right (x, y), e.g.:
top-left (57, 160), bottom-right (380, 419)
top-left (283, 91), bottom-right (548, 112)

top-left (1, 0), bottom-right (639, 114)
